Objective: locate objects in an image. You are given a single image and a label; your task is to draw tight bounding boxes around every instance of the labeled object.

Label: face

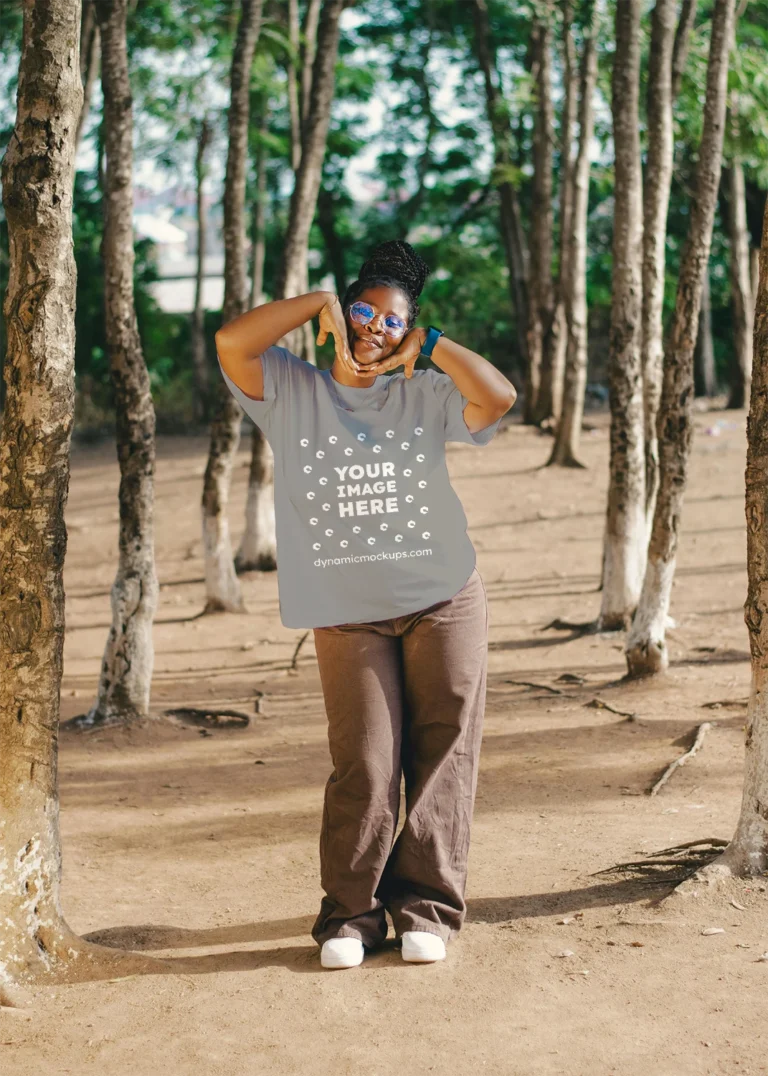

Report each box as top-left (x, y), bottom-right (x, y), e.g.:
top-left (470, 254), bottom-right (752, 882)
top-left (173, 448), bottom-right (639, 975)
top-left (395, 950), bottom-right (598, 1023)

top-left (345, 285), bottom-right (410, 367)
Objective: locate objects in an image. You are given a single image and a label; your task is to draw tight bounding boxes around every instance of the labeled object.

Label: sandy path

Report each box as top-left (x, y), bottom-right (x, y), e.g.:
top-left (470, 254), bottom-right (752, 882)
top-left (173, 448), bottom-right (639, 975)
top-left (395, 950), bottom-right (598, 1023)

top-left (3, 410), bottom-right (766, 1076)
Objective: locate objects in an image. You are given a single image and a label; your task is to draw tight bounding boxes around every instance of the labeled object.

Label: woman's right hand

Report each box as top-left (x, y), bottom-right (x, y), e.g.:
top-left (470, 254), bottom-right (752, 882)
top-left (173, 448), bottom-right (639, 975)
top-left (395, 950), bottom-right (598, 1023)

top-left (316, 296), bottom-right (361, 378)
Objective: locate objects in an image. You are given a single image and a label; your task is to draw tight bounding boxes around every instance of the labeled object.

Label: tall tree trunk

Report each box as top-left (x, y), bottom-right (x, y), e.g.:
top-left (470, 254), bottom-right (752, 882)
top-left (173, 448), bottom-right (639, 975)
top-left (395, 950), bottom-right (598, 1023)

top-left (249, 109), bottom-right (269, 309)
top-left (300, 0), bottom-right (322, 131)
top-left (626, 0), bottom-right (735, 677)
top-left (695, 262), bottom-right (716, 396)
top-left (694, 193), bottom-right (768, 879)
top-left (548, 1), bottom-right (598, 468)
top-left (598, 0), bottom-right (646, 631)
top-left (529, 8), bottom-right (558, 426)
top-left (74, 0), bottom-right (100, 154)
top-left (642, 0), bottom-right (685, 535)
top-left (82, 0), bottom-right (159, 727)
top-left (726, 155), bottom-right (754, 409)
top-left (236, 0), bottom-right (341, 574)
top-left (0, 0), bottom-right (84, 1000)
top-left (317, 184), bottom-right (348, 297)
top-left (286, 0), bottom-right (302, 174)
top-left (202, 0), bottom-right (263, 613)
top-left (472, 0), bottom-right (530, 390)
top-left (0, 0), bottom-right (137, 1003)
top-left (546, 0), bottom-right (577, 432)
top-left (192, 114), bottom-right (212, 423)
top-left (275, 0), bottom-right (343, 306)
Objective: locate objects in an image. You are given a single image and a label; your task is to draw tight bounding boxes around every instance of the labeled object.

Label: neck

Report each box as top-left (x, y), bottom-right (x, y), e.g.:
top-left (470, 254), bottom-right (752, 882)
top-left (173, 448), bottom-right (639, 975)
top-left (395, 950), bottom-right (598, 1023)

top-left (330, 360), bottom-right (379, 388)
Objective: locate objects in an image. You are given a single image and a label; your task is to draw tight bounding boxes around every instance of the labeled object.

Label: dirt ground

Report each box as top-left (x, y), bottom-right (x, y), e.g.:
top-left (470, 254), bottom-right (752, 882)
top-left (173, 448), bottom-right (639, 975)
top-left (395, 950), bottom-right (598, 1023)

top-left (3, 406), bottom-right (767, 1076)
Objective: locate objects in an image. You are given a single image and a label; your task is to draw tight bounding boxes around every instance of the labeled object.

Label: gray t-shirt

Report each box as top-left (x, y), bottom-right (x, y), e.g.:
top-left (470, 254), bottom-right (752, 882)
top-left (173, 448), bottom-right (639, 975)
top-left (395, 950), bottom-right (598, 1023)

top-left (219, 345), bottom-right (501, 629)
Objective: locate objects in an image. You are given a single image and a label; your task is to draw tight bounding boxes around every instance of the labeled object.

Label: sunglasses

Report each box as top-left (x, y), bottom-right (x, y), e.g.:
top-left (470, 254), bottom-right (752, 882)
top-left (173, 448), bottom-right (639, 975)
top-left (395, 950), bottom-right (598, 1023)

top-left (348, 301), bottom-right (407, 338)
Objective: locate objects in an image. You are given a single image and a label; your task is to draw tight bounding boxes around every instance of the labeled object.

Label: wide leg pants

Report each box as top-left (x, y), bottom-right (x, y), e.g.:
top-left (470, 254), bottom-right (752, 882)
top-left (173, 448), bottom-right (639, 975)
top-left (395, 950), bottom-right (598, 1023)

top-left (311, 566), bottom-right (489, 948)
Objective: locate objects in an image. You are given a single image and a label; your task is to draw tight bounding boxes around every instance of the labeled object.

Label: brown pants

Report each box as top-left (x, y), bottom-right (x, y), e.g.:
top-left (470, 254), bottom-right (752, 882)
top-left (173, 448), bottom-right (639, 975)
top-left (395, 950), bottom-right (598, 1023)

top-left (311, 566), bottom-right (488, 948)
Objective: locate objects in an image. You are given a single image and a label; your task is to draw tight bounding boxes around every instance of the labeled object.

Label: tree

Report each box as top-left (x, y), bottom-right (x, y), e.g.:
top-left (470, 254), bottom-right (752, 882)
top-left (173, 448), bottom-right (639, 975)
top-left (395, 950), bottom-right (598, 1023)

top-left (75, 0), bottom-right (101, 154)
top-left (0, 0), bottom-right (143, 1005)
top-left (681, 191), bottom-right (768, 886)
top-left (236, 0), bottom-right (346, 573)
top-left (528, 3), bottom-right (558, 427)
top-left (201, 0), bottom-right (264, 613)
top-left (641, 0), bottom-right (696, 531)
top-left (192, 114), bottom-right (213, 421)
top-left (599, 0), bottom-right (646, 631)
top-left (471, 0), bottom-right (530, 392)
top-left (724, 144), bottom-right (754, 408)
top-left (695, 263), bottom-right (717, 395)
top-left (626, 0), bottom-right (735, 677)
top-left (80, 0), bottom-right (159, 727)
top-left (548, 0), bottom-right (598, 468)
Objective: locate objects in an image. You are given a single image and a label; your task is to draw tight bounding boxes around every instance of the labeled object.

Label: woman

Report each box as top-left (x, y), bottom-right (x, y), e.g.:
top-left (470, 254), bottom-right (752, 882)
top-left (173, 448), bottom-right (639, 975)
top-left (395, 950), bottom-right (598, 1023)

top-left (216, 240), bottom-right (516, 969)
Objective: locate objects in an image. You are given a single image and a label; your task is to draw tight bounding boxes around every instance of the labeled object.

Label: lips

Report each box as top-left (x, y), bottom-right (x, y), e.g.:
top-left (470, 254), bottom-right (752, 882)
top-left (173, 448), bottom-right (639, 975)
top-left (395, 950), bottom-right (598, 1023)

top-left (355, 335), bottom-right (383, 354)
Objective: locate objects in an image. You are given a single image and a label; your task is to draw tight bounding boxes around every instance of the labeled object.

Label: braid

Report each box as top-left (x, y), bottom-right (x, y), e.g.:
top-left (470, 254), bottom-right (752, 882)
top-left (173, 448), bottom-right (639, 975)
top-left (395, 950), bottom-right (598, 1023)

top-left (341, 239), bottom-right (431, 328)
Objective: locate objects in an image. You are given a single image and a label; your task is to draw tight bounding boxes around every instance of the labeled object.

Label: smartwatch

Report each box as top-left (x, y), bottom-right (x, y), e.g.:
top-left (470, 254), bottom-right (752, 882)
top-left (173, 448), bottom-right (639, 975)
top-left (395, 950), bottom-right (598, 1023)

top-left (418, 325), bottom-right (444, 362)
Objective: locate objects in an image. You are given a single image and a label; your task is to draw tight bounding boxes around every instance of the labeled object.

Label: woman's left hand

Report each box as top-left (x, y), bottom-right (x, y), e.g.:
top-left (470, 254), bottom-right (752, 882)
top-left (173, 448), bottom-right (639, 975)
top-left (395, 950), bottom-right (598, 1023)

top-left (364, 327), bottom-right (426, 379)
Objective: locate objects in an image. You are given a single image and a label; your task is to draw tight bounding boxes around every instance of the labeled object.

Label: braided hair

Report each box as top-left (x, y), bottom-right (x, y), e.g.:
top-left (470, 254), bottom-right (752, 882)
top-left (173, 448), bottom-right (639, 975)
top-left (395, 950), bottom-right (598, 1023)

top-left (341, 240), bottom-right (431, 329)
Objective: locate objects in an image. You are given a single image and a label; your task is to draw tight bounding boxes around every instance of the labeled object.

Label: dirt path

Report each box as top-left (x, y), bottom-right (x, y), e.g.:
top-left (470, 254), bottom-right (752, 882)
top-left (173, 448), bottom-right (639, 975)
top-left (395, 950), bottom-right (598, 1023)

top-left (4, 410), bottom-right (766, 1076)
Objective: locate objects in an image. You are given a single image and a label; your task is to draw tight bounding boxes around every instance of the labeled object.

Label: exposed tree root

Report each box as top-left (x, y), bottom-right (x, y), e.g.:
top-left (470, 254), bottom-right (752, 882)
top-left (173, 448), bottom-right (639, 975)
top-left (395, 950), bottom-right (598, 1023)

top-left (541, 617), bottom-right (598, 634)
top-left (591, 838), bottom-right (730, 887)
top-left (584, 697), bottom-right (638, 720)
top-left (289, 631), bottom-right (311, 673)
top-left (505, 679), bottom-right (564, 695)
top-left (164, 707), bottom-right (250, 730)
top-left (648, 722), bottom-right (714, 795)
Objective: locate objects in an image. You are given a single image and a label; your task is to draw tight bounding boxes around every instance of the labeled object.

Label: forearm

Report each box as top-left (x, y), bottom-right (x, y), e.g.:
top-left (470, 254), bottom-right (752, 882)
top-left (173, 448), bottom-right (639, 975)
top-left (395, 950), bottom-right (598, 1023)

top-left (215, 291), bottom-right (335, 363)
top-left (429, 333), bottom-right (517, 413)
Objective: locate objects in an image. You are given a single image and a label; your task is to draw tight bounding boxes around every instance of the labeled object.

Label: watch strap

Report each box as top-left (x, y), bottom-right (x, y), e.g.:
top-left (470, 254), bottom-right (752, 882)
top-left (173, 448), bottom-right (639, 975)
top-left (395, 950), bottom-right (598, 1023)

top-left (418, 325), bottom-right (444, 361)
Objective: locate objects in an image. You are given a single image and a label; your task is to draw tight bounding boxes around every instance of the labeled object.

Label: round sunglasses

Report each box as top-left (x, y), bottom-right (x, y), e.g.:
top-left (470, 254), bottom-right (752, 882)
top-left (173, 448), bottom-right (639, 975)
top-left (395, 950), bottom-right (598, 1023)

top-left (348, 301), bottom-right (407, 338)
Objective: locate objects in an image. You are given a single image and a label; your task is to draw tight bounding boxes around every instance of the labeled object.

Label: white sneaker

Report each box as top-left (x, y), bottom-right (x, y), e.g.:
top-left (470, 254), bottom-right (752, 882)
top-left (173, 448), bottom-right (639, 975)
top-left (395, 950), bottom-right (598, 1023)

top-left (401, 931), bottom-right (447, 963)
top-left (320, 937), bottom-right (365, 969)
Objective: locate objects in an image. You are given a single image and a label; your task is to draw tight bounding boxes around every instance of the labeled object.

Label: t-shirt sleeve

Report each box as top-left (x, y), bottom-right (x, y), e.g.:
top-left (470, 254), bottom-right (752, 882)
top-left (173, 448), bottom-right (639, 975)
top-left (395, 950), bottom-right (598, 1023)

top-left (216, 344), bottom-right (301, 438)
top-left (426, 368), bottom-right (503, 446)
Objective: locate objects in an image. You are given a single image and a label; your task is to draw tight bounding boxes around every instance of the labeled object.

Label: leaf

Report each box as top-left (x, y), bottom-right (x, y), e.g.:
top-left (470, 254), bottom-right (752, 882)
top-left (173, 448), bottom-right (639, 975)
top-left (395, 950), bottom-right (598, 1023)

top-left (701, 928), bottom-right (726, 936)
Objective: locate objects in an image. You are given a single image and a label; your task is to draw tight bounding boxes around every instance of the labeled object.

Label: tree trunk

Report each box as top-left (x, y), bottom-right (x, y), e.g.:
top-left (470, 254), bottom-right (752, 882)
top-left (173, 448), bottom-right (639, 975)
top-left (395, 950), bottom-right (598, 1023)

top-left (236, 0), bottom-right (341, 574)
top-left (472, 0), bottom-right (530, 389)
top-left (201, 0), bottom-right (263, 613)
top-left (300, 0), bottom-right (322, 132)
top-left (642, 0), bottom-right (681, 534)
top-left (275, 0), bottom-right (344, 304)
top-left (548, 2), bottom-right (598, 468)
top-left (695, 262), bottom-right (717, 396)
top-left (192, 114), bottom-right (212, 422)
top-left (697, 193), bottom-right (768, 877)
top-left (74, 0), bottom-right (100, 154)
top-left (529, 9), bottom-right (558, 426)
top-left (726, 156), bottom-right (754, 409)
top-left (547, 0), bottom-right (577, 433)
top-left (317, 184), bottom-right (348, 297)
top-left (83, 0), bottom-right (159, 727)
top-left (249, 109), bottom-right (269, 309)
top-left (286, 0), bottom-right (302, 174)
top-left (626, 0), bottom-right (735, 677)
top-left (0, 0), bottom-right (145, 1003)
top-left (599, 0), bottom-right (646, 631)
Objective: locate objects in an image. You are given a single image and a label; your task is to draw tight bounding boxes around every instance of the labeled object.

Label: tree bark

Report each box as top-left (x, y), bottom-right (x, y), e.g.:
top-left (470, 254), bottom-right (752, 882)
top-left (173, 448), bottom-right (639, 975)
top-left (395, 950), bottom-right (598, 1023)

top-left (546, 0), bottom-right (577, 432)
top-left (275, 0), bottom-right (344, 304)
top-left (192, 114), bottom-right (212, 422)
top-left (642, 0), bottom-right (685, 534)
top-left (695, 262), bottom-right (716, 396)
top-left (725, 155), bottom-right (754, 409)
top-left (548, 2), bottom-right (598, 468)
top-left (472, 0), bottom-right (530, 389)
top-left (698, 193), bottom-right (768, 877)
top-left (0, 0), bottom-right (127, 1001)
top-left (599, 0), bottom-right (646, 631)
top-left (529, 8), bottom-right (558, 426)
top-left (84, 0), bottom-right (159, 726)
top-left (317, 184), bottom-right (348, 297)
top-left (286, 0), bottom-right (302, 174)
top-left (202, 0), bottom-right (264, 612)
top-left (249, 109), bottom-right (269, 309)
top-left (74, 0), bottom-right (100, 154)
top-left (300, 0), bottom-right (322, 132)
top-left (626, 0), bottom-right (735, 676)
